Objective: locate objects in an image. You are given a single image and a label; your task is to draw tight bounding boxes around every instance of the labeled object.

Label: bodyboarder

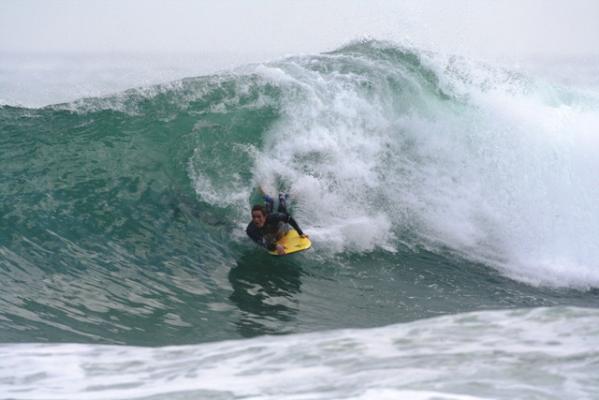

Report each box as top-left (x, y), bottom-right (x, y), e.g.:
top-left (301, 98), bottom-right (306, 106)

top-left (246, 192), bottom-right (307, 255)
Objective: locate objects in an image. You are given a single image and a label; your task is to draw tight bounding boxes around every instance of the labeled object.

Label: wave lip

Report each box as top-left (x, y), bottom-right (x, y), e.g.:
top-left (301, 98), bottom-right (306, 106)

top-left (2, 306), bottom-right (598, 400)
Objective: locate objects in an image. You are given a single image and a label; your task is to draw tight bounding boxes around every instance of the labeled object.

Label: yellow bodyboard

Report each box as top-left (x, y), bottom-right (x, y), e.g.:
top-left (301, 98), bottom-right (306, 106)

top-left (268, 229), bottom-right (312, 256)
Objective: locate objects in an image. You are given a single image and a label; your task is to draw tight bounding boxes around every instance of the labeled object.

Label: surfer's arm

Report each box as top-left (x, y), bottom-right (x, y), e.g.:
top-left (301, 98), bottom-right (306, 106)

top-left (284, 214), bottom-right (305, 236)
top-left (246, 223), bottom-right (278, 251)
top-left (246, 224), bottom-right (266, 248)
top-left (271, 212), bottom-right (305, 236)
top-left (264, 238), bottom-right (278, 251)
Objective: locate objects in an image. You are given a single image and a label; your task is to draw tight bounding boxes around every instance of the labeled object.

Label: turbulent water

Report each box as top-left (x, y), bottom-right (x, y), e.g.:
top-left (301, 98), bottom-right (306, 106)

top-left (2, 40), bottom-right (599, 399)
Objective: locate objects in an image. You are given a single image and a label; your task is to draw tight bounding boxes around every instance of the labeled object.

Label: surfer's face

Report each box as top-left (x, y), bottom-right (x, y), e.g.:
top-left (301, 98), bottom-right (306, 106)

top-left (252, 210), bottom-right (266, 228)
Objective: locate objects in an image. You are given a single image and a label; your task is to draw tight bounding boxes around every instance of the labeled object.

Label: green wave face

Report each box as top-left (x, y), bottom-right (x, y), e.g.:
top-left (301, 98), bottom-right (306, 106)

top-left (0, 72), bottom-right (287, 343)
top-left (2, 41), bottom-right (599, 345)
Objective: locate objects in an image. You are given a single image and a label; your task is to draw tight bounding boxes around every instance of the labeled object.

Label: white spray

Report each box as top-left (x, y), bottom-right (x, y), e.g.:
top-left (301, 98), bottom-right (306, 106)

top-left (248, 43), bottom-right (599, 288)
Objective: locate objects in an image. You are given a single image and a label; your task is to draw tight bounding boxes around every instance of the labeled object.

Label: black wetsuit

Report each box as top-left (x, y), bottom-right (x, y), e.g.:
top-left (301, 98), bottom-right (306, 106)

top-left (246, 212), bottom-right (304, 251)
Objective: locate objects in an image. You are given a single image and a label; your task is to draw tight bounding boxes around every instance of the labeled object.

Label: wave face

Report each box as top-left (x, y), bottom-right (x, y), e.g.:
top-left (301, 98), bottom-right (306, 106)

top-left (238, 41), bottom-right (599, 288)
top-left (2, 307), bottom-right (599, 400)
top-left (1, 41), bottom-right (599, 349)
top-left (194, 41), bottom-right (599, 289)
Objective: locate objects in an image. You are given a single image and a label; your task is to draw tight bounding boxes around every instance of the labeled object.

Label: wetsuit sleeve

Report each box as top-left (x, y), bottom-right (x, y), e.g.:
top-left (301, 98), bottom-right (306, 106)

top-left (264, 239), bottom-right (278, 251)
top-left (246, 222), bottom-right (278, 251)
top-left (246, 223), bottom-right (266, 248)
top-left (287, 216), bottom-right (305, 236)
top-left (272, 212), bottom-right (304, 236)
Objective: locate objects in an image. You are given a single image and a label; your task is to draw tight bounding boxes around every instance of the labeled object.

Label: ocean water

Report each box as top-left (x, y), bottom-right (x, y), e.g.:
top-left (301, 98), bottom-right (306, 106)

top-left (1, 40), bottom-right (599, 399)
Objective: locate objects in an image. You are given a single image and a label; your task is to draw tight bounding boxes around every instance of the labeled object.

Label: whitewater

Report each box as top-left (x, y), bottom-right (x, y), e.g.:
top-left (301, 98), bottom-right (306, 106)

top-left (2, 40), bottom-right (599, 399)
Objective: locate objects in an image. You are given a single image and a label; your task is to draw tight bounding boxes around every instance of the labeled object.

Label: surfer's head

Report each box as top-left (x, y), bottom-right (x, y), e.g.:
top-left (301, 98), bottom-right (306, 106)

top-left (251, 204), bottom-right (267, 228)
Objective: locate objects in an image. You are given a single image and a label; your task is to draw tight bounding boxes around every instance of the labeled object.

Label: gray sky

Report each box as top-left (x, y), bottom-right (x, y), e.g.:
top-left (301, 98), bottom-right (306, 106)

top-left (1, 0), bottom-right (599, 58)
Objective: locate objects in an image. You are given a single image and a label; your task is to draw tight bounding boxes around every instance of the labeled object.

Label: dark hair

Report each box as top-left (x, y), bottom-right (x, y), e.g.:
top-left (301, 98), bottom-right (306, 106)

top-left (251, 204), bottom-right (267, 216)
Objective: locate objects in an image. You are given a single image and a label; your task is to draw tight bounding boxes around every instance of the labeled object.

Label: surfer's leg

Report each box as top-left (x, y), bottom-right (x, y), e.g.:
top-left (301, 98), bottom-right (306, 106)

top-left (263, 194), bottom-right (275, 214)
top-left (277, 193), bottom-right (289, 213)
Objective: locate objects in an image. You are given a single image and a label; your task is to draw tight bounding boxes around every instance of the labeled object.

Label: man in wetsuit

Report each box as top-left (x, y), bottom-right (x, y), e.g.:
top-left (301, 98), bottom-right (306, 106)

top-left (246, 193), bottom-right (307, 255)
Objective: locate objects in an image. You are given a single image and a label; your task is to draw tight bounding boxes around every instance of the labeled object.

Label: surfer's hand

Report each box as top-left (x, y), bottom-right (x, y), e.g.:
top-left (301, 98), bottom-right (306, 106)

top-left (300, 234), bottom-right (309, 239)
top-left (276, 244), bottom-right (286, 255)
